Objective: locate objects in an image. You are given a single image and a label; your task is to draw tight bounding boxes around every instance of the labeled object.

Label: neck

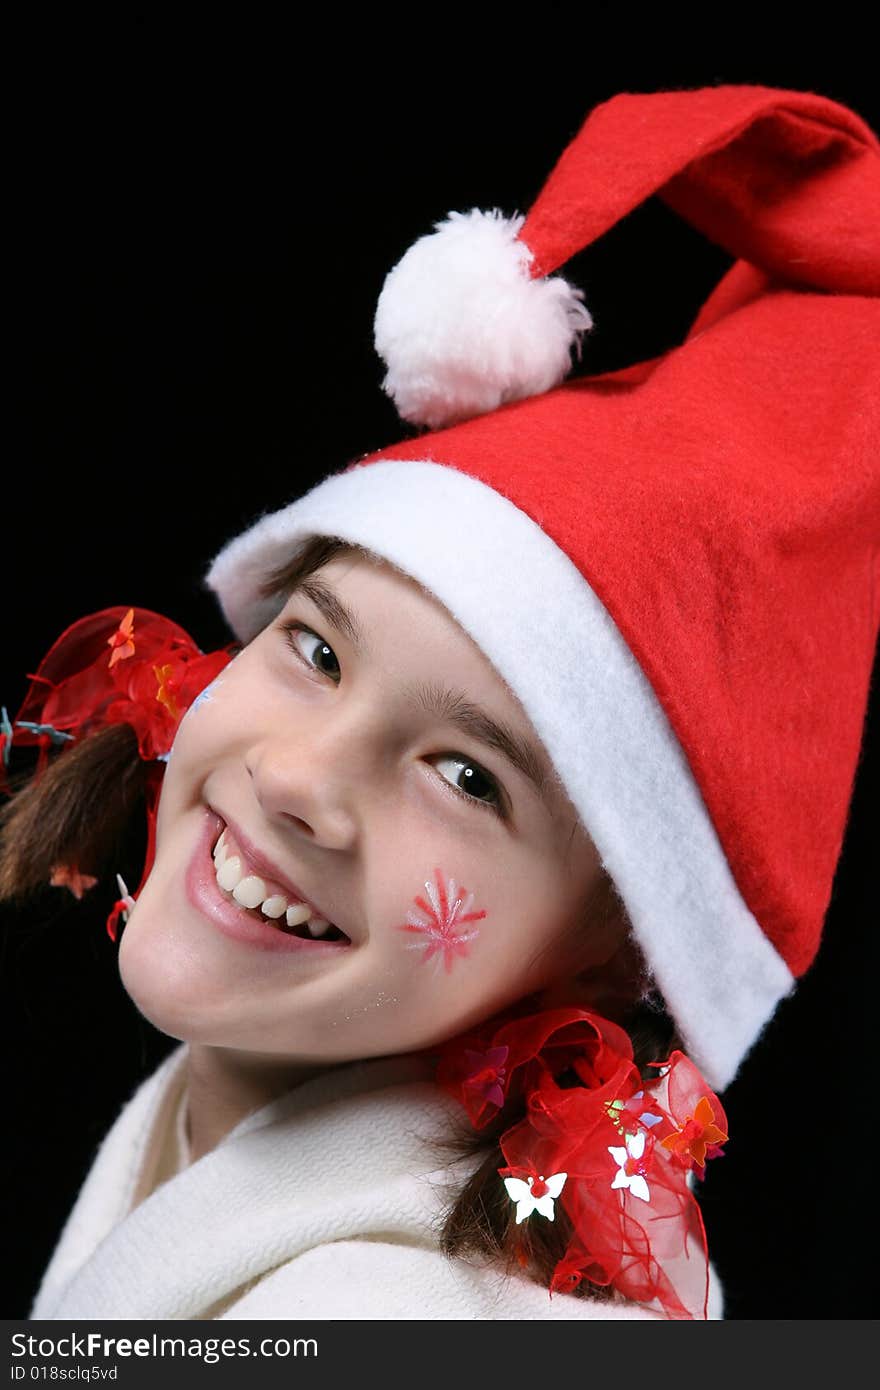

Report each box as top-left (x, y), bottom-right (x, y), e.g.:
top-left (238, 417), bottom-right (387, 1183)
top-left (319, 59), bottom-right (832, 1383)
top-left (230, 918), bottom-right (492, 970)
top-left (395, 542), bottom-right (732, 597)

top-left (183, 1044), bottom-right (334, 1163)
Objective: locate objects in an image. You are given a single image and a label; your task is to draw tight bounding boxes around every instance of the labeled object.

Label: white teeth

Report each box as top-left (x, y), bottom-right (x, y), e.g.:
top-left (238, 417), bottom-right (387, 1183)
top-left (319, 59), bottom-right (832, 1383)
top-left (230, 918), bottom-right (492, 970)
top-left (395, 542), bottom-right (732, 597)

top-left (216, 855), bottom-right (242, 892)
top-left (285, 902), bottom-right (312, 929)
top-left (211, 835), bottom-right (338, 937)
top-left (306, 914), bottom-right (332, 938)
top-left (232, 875), bottom-right (268, 910)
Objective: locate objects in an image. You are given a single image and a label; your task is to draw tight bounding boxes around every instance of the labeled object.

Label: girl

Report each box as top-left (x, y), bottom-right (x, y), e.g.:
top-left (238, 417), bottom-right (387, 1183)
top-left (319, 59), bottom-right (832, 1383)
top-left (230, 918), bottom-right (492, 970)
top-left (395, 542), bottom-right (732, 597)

top-left (3, 83), bottom-right (878, 1321)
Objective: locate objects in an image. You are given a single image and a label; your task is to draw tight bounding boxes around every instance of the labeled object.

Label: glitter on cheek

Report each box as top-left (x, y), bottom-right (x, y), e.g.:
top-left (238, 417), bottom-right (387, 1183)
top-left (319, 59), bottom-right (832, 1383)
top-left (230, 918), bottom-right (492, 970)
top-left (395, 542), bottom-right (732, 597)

top-left (397, 867), bottom-right (487, 974)
top-left (328, 990), bottom-right (402, 1028)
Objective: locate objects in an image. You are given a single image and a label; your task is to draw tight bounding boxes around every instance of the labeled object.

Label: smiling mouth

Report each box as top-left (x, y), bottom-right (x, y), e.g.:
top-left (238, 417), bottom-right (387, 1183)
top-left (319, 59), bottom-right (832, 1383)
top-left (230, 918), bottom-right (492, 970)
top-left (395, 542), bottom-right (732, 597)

top-left (211, 824), bottom-right (350, 944)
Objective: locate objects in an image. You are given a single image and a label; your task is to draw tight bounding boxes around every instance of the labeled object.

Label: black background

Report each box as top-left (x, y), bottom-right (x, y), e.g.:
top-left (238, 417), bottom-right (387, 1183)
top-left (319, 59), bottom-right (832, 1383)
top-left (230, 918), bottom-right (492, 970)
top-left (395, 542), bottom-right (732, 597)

top-left (3, 16), bottom-right (877, 1319)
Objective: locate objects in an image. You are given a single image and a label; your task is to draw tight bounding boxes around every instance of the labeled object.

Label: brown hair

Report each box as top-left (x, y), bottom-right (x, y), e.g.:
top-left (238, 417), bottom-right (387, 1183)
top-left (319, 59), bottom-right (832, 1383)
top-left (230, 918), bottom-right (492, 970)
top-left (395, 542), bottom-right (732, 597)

top-left (0, 722), bottom-right (149, 904)
top-left (1, 533), bottom-right (677, 1303)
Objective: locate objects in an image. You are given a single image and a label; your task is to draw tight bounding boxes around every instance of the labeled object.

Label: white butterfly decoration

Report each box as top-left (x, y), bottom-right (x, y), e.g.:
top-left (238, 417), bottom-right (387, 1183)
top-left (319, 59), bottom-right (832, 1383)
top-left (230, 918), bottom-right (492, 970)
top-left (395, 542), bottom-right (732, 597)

top-left (608, 1130), bottom-right (651, 1202)
top-left (503, 1172), bottom-right (568, 1223)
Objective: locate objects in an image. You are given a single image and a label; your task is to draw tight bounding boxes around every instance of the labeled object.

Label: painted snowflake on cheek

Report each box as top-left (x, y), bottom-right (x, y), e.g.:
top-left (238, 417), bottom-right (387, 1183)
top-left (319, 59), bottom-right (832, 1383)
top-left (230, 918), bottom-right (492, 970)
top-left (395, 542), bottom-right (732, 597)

top-left (190, 676), bottom-right (225, 712)
top-left (398, 868), bottom-right (487, 973)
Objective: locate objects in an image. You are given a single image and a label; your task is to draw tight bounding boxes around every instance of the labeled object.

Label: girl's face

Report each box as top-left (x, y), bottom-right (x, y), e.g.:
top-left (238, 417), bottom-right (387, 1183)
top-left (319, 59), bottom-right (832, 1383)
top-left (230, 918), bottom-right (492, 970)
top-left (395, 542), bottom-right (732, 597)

top-left (120, 550), bottom-right (620, 1064)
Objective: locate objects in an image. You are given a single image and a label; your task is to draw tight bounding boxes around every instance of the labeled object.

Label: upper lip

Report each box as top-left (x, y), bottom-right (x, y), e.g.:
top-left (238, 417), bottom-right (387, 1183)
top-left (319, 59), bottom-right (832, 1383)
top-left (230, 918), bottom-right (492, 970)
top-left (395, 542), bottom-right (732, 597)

top-left (212, 807), bottom-right (347, 936)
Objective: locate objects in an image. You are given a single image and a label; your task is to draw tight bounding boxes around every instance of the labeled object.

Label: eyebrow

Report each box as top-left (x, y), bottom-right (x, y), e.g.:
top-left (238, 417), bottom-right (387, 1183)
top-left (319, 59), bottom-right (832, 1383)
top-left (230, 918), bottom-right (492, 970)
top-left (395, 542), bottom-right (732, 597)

top-left (293, 576), bottom-right (554, 803)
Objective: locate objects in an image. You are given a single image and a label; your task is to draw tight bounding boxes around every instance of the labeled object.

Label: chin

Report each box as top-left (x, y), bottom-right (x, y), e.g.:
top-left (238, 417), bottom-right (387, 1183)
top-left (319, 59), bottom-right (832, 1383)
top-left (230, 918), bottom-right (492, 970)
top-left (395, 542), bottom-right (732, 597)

top-left (116, 897), bottom-right (213, 1045)
top-left (117, 924), bottom-right (191, 1043)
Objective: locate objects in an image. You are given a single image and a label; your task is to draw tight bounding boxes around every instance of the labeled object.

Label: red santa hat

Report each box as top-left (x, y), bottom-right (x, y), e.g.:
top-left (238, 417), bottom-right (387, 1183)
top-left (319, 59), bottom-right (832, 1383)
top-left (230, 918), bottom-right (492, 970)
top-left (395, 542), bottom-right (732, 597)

top-left (204, 85), bottom-right (880, 1091)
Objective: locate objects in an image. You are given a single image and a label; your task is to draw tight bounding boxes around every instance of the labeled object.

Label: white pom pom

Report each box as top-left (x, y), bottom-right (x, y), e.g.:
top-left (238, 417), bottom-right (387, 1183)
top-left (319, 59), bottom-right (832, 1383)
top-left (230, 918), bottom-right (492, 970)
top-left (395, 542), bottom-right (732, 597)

top-left (374, 208), bottom-right (593, 430)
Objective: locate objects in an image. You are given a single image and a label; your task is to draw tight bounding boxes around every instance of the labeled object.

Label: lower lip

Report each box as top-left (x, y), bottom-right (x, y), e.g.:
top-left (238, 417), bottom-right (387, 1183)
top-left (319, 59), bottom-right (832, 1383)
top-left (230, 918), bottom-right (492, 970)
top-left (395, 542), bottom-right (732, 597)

top-left (185, 807), bottom-right (353, 955)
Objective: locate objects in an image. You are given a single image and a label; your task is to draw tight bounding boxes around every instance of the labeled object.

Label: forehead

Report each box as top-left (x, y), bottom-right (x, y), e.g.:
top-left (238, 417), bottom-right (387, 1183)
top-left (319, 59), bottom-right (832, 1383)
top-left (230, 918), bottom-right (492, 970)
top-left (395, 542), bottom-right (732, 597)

top-left (298, 550), bottom-right (508, 681)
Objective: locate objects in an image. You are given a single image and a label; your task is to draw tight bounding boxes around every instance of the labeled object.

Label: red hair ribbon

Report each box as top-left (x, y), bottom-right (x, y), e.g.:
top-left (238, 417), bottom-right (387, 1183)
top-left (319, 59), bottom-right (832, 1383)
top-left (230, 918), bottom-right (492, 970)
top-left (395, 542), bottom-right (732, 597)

top-left (2, 606), bottom-right (238, 940)
top-left (435, 999), bottom-right (728, 1319)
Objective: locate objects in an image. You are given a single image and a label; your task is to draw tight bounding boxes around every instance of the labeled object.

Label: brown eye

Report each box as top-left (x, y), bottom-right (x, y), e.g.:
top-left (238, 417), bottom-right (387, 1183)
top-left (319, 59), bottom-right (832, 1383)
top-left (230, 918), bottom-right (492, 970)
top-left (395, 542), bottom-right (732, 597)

top-left (429, 754), bottom-right (504, 817)
top-left (282, 622), bottom-right (341, 682)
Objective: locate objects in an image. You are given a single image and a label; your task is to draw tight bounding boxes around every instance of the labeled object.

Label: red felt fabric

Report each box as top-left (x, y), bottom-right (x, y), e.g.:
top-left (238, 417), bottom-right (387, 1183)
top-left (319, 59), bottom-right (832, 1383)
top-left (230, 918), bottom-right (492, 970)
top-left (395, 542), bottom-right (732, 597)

top-left (522, 85), bottom-right (880, 290)
top-left (354, 86), bottom-right (880, 978)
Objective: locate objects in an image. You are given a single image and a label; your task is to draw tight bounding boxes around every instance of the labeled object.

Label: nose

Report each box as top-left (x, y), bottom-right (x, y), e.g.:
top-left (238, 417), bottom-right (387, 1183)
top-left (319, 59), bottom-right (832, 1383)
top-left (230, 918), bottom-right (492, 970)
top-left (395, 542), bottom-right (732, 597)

top-left (247, 700), bottom-right (382, 850)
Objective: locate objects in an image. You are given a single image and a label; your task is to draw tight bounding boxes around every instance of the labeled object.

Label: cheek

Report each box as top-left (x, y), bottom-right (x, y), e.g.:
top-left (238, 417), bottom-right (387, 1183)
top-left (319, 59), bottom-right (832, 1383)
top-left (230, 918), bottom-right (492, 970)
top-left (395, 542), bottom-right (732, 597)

top-left (396, 865), bottom-right (488, 976)
top-left (379, 848), bottom-right (579, 1013)
top-left (152, 670), bottom-right (252, 835)
top-left (356, 856), bottom-right (563, 1048)
top-left (176, 670), bottom-right (233, 740)
top-left (187, 673), bottom-right (228, 712)
top-left (162, 665), bottom-right (248, 771)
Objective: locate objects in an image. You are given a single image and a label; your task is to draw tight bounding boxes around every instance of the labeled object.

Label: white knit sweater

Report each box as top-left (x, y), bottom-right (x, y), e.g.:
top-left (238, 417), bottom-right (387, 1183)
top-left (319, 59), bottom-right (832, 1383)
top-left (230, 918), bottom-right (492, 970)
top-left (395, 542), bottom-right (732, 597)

top-left (29, 1044), bottom-right (723, 1320)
